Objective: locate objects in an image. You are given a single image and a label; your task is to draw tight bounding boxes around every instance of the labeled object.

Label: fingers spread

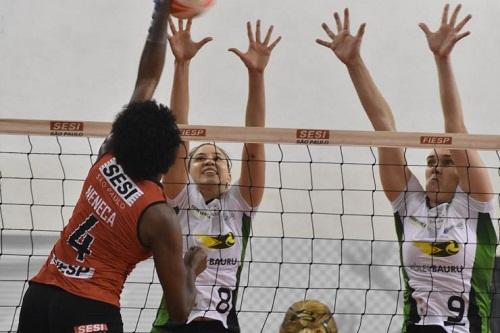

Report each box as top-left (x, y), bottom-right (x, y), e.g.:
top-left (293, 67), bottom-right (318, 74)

top-left (263, 25), bottom-right (274, 45)
top-left (356, 23), bottom-right (366, 39)
top-left (441, 3), bottom-right (450, 26)
top-left (455, 14), bottom-right (471, 32)
top-left (168, 16), bottom-right (177, 34)
top-left (334, 12), bottom-right (342, 33)
top-left (246, 21), bottom-right (255, 43)
top-left (343, 8), bottom-right (350, 33)
top-left (316, 39), bottom-right (331, 48)
top-left (269, 36), bottom-right (282, 50)
top-left (455, 31), bottom-right (471, 43)
top-left (418, 22), bottom-right (431, 36)
top-left (450, 4), bottom-right (462, 27)
top-left (186, 18), bottom-right (193, 32)
top-left (256, 19), bottom-right (262, 43)
top-left (228, 47), bottom-right (244, 59)
top-left (322, 23), bottom-right (336, 40)
top-left (197, 37), bottom-right (213, 48)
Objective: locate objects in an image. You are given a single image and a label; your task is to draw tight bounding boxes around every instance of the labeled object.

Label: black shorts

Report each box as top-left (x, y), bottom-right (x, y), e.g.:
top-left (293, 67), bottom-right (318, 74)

top-left (152, 320), bottom-right (232, 333)
top-left (407, 324), bottom-right (447, 333)
top-left (17, 282), bottom-right (123, 333)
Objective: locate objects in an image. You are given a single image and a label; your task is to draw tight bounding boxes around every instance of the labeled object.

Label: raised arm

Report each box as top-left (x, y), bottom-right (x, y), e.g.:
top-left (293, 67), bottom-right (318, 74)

top-left (228, 20), bottom-right (281, 207)
top-left (317, 9), bottom-right (411, 202)
top-left (162, 18), bottom-right (213, 198)
top-left (99, 0), bottom-right (171, 159)
top-left (130, 0), bottom-right (171, 103)
top-left (419, 4), bottom-right (493, 202)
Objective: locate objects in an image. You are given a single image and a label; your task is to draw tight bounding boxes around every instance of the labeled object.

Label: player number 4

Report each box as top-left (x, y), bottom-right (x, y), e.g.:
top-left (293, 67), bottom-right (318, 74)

top-left (67, 214), bottom-right (99, 262)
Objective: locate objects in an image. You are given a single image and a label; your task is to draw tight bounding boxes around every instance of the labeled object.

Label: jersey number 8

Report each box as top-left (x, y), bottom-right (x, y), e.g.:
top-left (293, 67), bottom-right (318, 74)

top-left (216, 287), bottom-right (232, 314)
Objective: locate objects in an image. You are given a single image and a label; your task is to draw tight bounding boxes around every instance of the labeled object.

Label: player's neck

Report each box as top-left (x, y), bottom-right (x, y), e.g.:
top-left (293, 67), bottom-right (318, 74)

top-left (197, 183), bottom-right (227, 202)
top-left (426, 191), bottom-right (454, 207)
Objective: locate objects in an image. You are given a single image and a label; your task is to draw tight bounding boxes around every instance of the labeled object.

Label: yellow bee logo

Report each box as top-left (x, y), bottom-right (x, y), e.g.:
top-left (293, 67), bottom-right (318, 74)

top-left (196, 232), bottom-right (236, 249)
top-left (414, 240), bottom-right (460, 257)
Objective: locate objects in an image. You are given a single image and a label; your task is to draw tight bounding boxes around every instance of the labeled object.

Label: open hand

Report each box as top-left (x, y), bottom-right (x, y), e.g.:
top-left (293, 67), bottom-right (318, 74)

top-left (316, 8), bottom-right (366, 66)
top-left (419, 4), bottom-right (471, 58)
top-left (168, 17), bottom-right (213, 63)
top-left (229, 20), bottom-right (281, 73)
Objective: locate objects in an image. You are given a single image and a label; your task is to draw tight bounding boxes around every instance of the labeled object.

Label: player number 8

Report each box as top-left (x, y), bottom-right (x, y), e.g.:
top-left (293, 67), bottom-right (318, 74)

top-left (215, 287), bottom-right (231, 314)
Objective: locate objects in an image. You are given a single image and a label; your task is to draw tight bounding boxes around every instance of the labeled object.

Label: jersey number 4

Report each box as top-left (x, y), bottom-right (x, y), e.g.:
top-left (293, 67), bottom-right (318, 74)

top-left (67, 214), bottom-right (99, 262)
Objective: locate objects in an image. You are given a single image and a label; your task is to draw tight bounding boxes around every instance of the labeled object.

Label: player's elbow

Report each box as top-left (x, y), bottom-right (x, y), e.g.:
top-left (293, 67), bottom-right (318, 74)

top-left (166, 301), bottom-right (192, 323)
top-left (167, 291), bottom-right (197, 322)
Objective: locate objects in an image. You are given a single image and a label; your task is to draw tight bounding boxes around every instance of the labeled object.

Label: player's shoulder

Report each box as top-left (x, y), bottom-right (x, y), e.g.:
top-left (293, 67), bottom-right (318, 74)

top-left (142, 202), bottom-right (176, 223)
top-left (138, 202), bottom-right (179, 247)
top-left (450, 191), bottom-right (496, 216)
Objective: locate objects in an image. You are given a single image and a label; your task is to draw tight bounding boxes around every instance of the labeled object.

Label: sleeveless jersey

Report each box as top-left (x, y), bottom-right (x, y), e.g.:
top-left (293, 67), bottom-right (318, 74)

top-left (31, 153), bottom-right (166, 307)
top-left (392, 175), bottom-right (497, 333)
top-left (152, 183), bottom-right (255, 332)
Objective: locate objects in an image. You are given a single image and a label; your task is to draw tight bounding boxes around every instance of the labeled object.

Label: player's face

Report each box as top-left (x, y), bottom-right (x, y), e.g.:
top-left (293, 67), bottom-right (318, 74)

top-left (424, 149), bottom-right (459, 202)
top-left (189, 145), bottom-right (231, 189)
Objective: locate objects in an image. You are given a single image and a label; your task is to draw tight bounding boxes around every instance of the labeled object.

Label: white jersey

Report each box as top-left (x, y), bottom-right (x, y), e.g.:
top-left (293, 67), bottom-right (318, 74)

top-left (168, 182), bottom-right (255, 330)
top-left (392, 175), bottom-right (497, 333)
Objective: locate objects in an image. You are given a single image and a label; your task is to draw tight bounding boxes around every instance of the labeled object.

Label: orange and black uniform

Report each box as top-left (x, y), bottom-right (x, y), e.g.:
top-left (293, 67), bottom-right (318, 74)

top-left (18, 153), bottom-right (166, 333)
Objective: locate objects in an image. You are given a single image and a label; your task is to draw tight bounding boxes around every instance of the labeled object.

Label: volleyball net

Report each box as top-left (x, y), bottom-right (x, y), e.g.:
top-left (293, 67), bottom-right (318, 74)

top-left (0, 119), bottom-right (499, 333)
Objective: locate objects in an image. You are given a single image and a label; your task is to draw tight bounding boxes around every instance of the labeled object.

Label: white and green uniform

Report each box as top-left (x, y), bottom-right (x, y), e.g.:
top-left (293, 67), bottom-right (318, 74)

top-left (152, 182), bottom-right (254, 332)
top-left (393, 175), bottom-right (497, 333)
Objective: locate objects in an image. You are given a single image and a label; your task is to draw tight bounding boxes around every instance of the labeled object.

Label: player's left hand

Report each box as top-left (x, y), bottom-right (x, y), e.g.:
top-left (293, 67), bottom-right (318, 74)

top-left (419, 4), bottom-right (471, 58)
top-left (229, 20), bottom-right (281, 73)
top-left (316, 8), bottom-right (366, 66)
top-left (184, 246), bottom-right (207, 276)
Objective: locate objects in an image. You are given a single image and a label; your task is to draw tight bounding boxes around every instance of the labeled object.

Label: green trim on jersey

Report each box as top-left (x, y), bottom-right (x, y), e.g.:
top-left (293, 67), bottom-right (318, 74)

top-left (394, 212), bottom-right (411, 333)
top-left (226, 213), bottom-right (252, 331)
top-left (240, 214), bottom-right (252, 263)
top-left (234, 213), bottom-right (252, 292)
top-left (151, 297), bottom-right (169, 330)
top-left (470, 213), bottom-right (496, 333)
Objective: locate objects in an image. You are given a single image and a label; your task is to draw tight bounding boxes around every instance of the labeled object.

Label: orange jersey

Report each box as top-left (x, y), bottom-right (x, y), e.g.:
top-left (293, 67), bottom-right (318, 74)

top-left (32, 153), bottom-right (166, 307)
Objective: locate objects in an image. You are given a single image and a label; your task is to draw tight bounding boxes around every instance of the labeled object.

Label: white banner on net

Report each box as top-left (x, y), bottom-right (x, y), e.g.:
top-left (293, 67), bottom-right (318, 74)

top-left (0, 128), bottom-right (499, 333)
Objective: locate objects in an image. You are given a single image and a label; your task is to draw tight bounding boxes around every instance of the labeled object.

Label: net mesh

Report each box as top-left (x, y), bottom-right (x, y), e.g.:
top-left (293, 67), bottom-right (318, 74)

top-left (0, 133), bottom-right (499, 333)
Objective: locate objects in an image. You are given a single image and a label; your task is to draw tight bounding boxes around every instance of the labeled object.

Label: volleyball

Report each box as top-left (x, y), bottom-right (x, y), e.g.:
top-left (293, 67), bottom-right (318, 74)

top-left (170, 0), bottom-right (215, 19)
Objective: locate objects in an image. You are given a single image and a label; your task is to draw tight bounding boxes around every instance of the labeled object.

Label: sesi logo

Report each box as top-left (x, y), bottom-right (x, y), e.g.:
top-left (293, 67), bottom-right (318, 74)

top-left (50, 121), bottom-right (85, 137)
top-left (50, 121), bottom-right (84, 132)
top-left (295, 129), bottom-right (330, 144)
top-left (73, 323), bottom-right (108, 333)
top-left (99, 158), bottom-right (143, 207)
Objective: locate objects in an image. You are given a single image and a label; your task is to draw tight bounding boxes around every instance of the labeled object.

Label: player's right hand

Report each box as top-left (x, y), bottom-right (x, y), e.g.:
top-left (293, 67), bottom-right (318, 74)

top-left (184, 246), bottom-right (208, 276)
top-left (168, 17), bottom-right (213, 63)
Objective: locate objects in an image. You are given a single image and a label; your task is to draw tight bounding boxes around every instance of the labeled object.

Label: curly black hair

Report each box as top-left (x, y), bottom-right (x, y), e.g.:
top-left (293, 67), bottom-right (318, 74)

top-left (107, 100), bottom-right (180, 181)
